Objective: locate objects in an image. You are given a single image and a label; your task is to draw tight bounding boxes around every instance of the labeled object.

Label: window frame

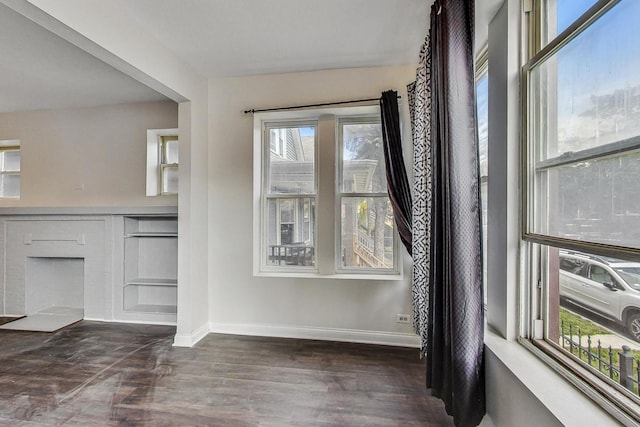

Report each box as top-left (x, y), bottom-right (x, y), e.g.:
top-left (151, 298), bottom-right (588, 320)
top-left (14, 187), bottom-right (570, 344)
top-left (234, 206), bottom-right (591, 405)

top-left (521, 0), bottom-right (640, 423)
top-left (0, 139), bottom-right (21, 199)
top-left (252, 106), bottom-right (402, 279)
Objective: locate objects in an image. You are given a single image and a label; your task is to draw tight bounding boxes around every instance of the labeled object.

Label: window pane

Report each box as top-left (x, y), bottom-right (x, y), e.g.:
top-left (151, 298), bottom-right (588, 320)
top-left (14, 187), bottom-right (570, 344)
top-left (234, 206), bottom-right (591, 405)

top-left (266, 197), bottom-right (315, 267)
top-left (0, 150), bottom-right (20, 172)
top-left (341, 123), bottom-right (386, 193)
top-left (163, 139), bottom-right (178, 164)
top-left (340, 196), bottom-right (394, 270)
top-left (162, 166), bottom-right (178, 194)
top-left (477, 75), bottom-right (488, 179)
top-left (531, 0), bottom-right (640, 249)
top-left (477, 73), bottom-right (489, 298)
top-left (268, 126), bottom-right (315, 194)
top-left (537, 151), bottom-right (640, 248)
top-left (544, 245), bottom-right (640, 400)
top-left (546, 0), bottom-right (599, 42)
top-left (0, 174), bottom-right (19, 198)
top-left (532, 0), bottom-right (640, 161)
top-left (279, 199), bottom-right (294, 225)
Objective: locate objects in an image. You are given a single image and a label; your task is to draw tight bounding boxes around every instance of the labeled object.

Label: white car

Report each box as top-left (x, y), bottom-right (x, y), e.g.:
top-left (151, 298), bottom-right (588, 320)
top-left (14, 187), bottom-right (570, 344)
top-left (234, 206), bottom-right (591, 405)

top-left (559, 251), bottom-right (640, 340)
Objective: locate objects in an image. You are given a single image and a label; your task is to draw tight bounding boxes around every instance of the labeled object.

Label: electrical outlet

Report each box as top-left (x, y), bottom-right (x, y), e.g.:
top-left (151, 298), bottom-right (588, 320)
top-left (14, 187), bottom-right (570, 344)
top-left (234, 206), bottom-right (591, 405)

top-left (396, 314), bottom-right (410, 323)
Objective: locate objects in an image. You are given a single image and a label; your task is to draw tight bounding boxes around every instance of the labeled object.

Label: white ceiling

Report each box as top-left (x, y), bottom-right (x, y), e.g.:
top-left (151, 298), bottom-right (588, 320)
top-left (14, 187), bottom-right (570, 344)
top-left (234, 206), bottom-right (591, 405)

top-left (114, 0), bottom-right (432, 78)
top-left (0, 3), bottom-right (169, 113)
top-left (0, 0), bottom-right (503, 113)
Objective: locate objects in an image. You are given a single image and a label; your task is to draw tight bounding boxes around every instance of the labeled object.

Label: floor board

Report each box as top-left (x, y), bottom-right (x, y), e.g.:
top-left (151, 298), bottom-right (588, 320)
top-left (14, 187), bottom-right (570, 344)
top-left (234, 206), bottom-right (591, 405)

top-left (0, 321), bottom-right (454, 426)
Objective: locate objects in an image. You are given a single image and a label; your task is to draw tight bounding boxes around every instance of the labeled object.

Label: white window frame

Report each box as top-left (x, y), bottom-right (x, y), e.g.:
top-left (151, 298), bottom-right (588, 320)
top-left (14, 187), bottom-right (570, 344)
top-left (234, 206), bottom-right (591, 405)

top-left (522, 0), bottom-right (640, 423)
top-left (252, 106), bottom-right (401, 279)
top-left (146, 128), bottom-right (178, 197)
top-left (0, 139), bottom-right (21, 199)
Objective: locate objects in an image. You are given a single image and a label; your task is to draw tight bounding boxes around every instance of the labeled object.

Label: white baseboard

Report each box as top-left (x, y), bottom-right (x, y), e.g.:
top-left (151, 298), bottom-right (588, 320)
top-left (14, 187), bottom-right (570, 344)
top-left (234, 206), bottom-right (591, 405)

top-left (173, 322), bottom-right (210, 347)
top-left (81, 317), bottom-right (105, 322)
top-left (53, 316), bottom-right (420, 348)
top-left (209, 322), bottom-right (421, 348)
top-left (87, 317), bottom-right (177, 326)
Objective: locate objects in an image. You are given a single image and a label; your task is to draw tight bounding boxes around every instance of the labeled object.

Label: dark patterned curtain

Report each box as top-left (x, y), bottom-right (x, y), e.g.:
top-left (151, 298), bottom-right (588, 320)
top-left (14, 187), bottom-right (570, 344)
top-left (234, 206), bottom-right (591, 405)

top-left (410, 1), bottom-right (485, 426)
top-left (380, 90), bottom-right (412, 255)
top-left (407, 37), bottom-right (431, 354)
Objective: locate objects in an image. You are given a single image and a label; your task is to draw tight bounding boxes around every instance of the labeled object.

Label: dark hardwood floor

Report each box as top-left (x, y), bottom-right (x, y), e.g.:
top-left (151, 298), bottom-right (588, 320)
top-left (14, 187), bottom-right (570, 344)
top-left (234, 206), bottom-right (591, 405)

top-left (0, 321), bottom-right (454, 426)
top-left (0, 316), bottom-right (21, 325)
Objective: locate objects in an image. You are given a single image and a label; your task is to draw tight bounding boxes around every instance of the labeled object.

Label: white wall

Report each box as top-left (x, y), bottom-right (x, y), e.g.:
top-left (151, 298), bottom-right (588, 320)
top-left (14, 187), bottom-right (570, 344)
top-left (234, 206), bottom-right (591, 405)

top-left (0, 101), bottom-right (177, 207)
top-left (486, 0), bottom-right (519, 342)
top-left (208, 66), bottom-right (418, 344)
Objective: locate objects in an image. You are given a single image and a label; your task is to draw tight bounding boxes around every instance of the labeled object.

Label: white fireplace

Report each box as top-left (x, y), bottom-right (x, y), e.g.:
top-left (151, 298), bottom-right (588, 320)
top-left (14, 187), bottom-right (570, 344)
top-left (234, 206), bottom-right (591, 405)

top-left (3, 218), bottom-right (109, 318)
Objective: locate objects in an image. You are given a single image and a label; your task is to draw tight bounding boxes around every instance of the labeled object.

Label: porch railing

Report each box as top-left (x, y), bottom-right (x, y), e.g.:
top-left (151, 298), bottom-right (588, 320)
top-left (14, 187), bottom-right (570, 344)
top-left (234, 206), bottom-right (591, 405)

top-left (268, 244), bottom-right (314, 266)
top-left (352, 231), bottom-right (389, 269)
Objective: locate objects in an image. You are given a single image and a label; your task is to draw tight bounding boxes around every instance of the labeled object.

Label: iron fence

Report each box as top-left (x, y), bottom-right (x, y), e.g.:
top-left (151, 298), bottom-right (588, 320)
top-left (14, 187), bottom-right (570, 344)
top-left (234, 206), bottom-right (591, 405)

top-left (560, 321), bottom-right (640, 395)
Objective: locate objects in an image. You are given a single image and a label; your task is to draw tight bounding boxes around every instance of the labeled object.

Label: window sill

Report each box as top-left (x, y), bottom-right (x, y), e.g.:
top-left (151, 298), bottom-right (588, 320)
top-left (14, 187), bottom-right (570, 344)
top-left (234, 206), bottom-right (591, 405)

top-left (254, 270), bottom-right (404, 281)
top-left (484, 328), bottom-right (622, 426)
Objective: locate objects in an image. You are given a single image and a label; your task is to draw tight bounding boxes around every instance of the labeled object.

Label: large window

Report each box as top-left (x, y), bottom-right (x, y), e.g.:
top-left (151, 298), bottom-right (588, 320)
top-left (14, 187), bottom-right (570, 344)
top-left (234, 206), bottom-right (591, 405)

top-left (0, 140), bottom-right (20, 199)
top-left (254, 107), bottom-right (399, 277)
top-left (524, 0), bottom-right (640, 421)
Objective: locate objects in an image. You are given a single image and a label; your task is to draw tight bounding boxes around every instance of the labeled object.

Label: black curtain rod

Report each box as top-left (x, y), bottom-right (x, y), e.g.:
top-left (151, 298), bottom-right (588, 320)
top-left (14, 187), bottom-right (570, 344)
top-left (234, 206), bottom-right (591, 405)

top-left (243, 95), bottom-right (401, 114)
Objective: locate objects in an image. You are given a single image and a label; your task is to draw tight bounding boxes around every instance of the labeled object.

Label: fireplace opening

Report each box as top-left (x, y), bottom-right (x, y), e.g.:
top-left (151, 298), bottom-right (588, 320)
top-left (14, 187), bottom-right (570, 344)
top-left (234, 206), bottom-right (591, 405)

top-left (0, 256), bottom-right (87, 332)
top-left (26, 257), bottom-right (84, 314)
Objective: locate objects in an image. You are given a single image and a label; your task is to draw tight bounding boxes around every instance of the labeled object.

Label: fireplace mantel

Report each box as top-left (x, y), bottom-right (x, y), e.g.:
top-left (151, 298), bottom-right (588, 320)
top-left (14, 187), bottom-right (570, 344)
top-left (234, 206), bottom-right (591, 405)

top-left (0, 205), bottom-right (177, 216)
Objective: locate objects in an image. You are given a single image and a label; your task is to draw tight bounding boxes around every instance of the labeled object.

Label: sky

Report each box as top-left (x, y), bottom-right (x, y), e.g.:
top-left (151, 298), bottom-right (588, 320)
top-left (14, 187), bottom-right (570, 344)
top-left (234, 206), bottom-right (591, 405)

top-left (557, 0), bottom-right (598, 33)
top-left (476, 74), bottom-right (488, 176)
top-left (299, 127), bottom-right (314, 137)
top-left (552, 0), bottom-right (640, 152)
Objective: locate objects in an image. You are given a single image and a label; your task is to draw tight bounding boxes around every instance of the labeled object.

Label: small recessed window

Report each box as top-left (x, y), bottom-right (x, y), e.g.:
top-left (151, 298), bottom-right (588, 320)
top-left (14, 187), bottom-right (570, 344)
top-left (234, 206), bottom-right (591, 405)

top-left (0, 140), bottom-right (20, 199)
top-left (146, 129), bottom-right (178, 197)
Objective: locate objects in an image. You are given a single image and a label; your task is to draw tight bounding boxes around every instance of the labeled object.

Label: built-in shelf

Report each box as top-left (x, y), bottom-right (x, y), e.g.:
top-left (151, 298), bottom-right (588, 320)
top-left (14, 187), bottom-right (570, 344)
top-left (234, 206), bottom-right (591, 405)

top-left (124, 304), bottom-right (177, 314)
top-left (125, 278), bottom-right (177, 287)
top-left (122, 215), bottom-right (178, 323)
top-left (125, 232), bottom-right (177, 238)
